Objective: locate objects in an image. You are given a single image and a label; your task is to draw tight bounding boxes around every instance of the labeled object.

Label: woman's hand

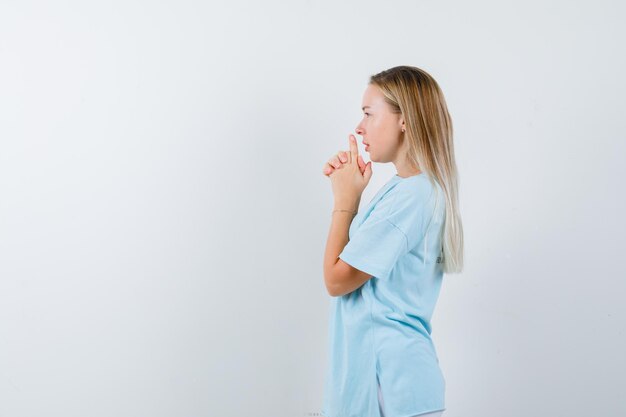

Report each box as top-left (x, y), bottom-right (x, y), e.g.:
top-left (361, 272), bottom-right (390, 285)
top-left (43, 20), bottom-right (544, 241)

top-left (322, 150), bottom-right (367, 177)
top-left (328, 134), bottom-right (372, 211)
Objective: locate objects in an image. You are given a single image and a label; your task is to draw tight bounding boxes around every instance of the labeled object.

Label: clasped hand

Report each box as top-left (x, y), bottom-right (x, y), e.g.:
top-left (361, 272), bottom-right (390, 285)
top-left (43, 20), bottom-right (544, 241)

top-left (322, 134), bottom-right (373, 211)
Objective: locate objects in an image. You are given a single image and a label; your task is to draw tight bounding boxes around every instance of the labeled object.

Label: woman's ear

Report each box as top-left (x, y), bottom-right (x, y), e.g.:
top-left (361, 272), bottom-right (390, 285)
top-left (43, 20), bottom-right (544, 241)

top-left (398, 115), bottom-right (405, 133)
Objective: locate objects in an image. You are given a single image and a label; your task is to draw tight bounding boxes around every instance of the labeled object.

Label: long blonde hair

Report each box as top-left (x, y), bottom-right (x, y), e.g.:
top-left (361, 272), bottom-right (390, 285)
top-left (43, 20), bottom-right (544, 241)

top-left (370, 65), bottom-right (464, 273)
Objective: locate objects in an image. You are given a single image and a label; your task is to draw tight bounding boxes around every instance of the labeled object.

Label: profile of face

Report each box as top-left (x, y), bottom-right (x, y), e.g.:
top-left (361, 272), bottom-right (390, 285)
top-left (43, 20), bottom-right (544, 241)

top-left (355, 83), bottom-right (405, 163)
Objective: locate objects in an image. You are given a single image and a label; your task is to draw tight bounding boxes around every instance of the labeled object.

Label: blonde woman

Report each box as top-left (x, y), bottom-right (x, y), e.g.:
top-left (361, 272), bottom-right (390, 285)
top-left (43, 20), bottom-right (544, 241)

top-left (321, 66), bottom-right (463, 417)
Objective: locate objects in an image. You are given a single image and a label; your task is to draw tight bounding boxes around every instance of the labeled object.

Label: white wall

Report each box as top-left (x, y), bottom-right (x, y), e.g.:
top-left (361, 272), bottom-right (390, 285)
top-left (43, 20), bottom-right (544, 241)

top-left (1, 1), bottom-right (624, 416)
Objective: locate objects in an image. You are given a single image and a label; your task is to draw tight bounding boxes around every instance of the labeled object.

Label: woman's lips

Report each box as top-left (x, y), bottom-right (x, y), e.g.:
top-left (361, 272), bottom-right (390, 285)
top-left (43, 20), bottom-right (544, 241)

top-left (365, 144), bottom-right (370, 151)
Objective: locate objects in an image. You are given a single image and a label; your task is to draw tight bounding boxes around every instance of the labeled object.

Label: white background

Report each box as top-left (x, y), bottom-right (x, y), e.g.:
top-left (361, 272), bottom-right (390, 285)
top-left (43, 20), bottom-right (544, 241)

top-left (1, 1), bottom-right (625, 416)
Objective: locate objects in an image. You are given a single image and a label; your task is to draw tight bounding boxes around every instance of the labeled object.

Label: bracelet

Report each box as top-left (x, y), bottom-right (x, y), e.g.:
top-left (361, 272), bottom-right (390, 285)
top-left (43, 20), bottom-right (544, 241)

top-left (332, 209), bottom-right (357, 215)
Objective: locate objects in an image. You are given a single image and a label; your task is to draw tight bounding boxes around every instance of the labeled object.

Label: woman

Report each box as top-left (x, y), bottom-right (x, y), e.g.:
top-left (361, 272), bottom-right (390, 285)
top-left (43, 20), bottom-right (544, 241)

top-left (321, 66), bottom-right (464, 417)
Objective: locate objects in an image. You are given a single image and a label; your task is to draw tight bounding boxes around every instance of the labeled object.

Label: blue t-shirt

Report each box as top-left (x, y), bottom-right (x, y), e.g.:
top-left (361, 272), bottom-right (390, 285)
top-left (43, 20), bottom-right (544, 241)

top-left (321, 172), bottom-right (447, 417)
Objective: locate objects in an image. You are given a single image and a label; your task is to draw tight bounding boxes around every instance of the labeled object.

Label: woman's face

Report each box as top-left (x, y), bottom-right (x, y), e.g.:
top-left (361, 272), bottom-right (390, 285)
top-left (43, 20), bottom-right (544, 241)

top-left (355, 84), bottom-right (404, 162)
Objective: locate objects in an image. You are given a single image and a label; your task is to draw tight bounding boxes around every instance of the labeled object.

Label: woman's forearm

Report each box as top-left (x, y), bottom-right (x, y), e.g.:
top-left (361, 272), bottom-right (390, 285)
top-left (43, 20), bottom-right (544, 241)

top-left (323, 199), bottom-right (359, 292)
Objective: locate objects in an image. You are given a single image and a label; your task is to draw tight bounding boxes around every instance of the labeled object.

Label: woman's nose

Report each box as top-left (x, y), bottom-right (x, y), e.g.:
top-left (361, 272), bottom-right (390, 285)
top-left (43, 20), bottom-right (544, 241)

top-left (355, 127), bottom-right (363, 135)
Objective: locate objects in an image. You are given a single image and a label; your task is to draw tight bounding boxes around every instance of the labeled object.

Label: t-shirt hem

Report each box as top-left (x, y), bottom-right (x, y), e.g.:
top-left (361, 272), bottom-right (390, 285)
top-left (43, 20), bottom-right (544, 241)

top-left (320, 407), bottom-right (446, 417)
top-left (396, 407), bottom-right (447, 417)
top-left (338, 251), bottom-right (389, 281)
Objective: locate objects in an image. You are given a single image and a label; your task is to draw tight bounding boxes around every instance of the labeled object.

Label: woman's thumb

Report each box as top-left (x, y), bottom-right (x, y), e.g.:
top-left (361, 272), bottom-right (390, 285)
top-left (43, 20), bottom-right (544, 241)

top-left (357, 155), bottom-right (366, 175)
top-left (364, 161), bottom-right (373, 182)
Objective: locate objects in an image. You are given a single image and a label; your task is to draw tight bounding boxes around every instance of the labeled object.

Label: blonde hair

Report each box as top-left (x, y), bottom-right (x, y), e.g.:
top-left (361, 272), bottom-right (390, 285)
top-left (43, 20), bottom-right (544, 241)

top-left (370, 65), bottom-right (464, 273)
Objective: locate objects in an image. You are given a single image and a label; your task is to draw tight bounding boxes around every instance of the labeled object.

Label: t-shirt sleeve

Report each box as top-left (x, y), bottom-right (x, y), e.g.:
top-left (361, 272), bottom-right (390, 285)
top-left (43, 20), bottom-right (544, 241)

top-left (338, 180), bottom-right (435, 280)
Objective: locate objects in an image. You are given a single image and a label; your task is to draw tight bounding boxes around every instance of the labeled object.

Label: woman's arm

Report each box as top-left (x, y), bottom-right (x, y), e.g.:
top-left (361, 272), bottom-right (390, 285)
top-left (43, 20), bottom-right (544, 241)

top-left (323, 200), bottom-right (373, 297)
top-left (323, 209), bottom-right (354, 296)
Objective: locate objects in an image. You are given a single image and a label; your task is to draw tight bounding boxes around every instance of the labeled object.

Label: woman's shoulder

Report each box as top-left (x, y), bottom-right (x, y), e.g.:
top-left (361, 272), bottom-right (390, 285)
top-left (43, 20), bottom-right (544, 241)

top-left (389, 174), bottom-right (440, 205)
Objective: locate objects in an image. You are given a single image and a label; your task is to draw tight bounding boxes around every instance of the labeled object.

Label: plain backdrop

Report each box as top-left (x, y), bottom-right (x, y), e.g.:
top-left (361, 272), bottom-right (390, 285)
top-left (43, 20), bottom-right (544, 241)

top-left (1, 1), bottom-right (625, 416)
